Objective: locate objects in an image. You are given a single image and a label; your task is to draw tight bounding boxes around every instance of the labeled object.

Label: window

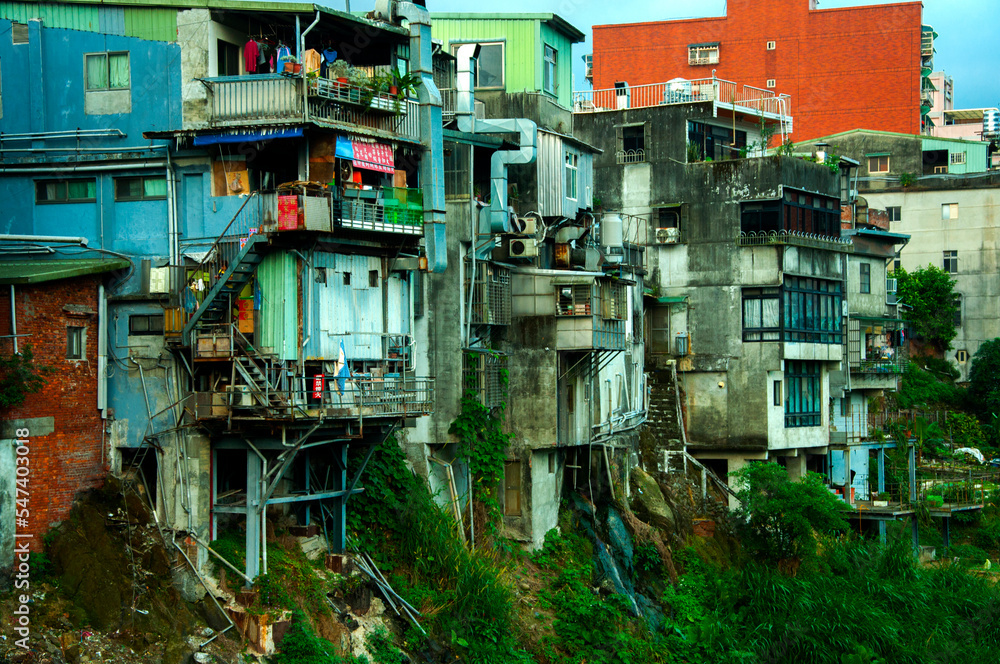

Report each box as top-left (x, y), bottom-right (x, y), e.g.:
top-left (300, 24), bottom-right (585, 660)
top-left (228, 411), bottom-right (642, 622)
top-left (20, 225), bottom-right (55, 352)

top-left (950, 152), bottom-right (966, 165)
top-left (783, 276), bottom-right (843, 344)
top-left (129, 314), bottom-right (164, 336)
top-left (785, 360), bottom-right (821, 427)
top-left (956, 349), bottom-right (969, 363)
top-left (12, 22), bottom-right (28, 45)
top-left (740, 190), bottom-right (842, 239)
top-left (35, 179), bottom-right (96, 204)
top-left (600, 282), bottom-right (626, 320)
top-left (115, 176), bottom-right (167, 201)
top-left (543, 44), bottom-right (557, 95)
top-left (742, 287), bottom-right (780, 341)
top-left (217, 40), bottom-right (240, 76)
top-left (67, 327), bottom-right (84, 360)
top-left (941, 203), bottom-right (958, 220)
top-left (343, 272), bottom-right (351, 286)
top-left (688, 121), bottom-right (747, 162)
top-left (565, 151), bottom-right (578, 200)
top-left (548, 452), bottom-right (555, 474)
top-left (618, 124), bottom-right (645, 164)
top-left (887, 206), bottom-right (901, 222)
top-left (953, 294), bottom-right (962, 327)
top-left (455, 42), bottom-right (504, 88)
top-left (503, 461), bottom-right (521, 516)
top-left (369, 270), bottom-right (379, 288)
top-left (648, 305), bottom-right (671, 353)
top-left (85, 52), bottom-right (129, 91)
top-left (868, 155), bottom-right (890, 173)
top-left (933, 165), bottom-right (948, 174)
top-left (860, 263), bottom-right (871, 294)
top-left (773, 380), bottom-right (782, 407)
top-left (767, 40), bottom-right (777, 50)
top-left (556, 284), bottom-right (591, 316)
top-left (943, 250), bottom-right (958, 274)
top-left (840, 397), bottom-right (852, 417)
top-left (766, 79), bottom-right (776, 89)
top-left (688, 43), bottom-right (719, 65)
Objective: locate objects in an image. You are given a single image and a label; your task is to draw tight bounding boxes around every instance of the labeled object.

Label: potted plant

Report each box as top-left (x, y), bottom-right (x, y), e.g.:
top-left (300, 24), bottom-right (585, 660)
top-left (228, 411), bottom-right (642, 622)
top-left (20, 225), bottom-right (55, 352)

top-left (329, 60), bottom-right (351, 84)
top-left (391, 67), bottom-right (420, 99)
top-left (873, 492), bottom-right (891, 507)
top-left (282, 56), bottom-right (301, 75)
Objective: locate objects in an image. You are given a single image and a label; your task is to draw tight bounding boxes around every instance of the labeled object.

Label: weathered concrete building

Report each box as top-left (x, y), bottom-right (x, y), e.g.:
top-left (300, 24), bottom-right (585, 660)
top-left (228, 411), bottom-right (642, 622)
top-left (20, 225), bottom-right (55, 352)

top-left (574, 90), bottom-right (852, 494)
top-left (802, 129), bottom-right (1000, 379)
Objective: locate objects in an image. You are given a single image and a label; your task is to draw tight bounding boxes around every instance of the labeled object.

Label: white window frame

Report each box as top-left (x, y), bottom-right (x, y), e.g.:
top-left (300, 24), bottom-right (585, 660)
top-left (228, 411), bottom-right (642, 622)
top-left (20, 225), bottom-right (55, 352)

top-left (868, 155), bottom-right (890, 173)
top-left (565, 151), bottom-right (578, 201)
top-left (688, 44), bottom-right (719, 65)
top-left (766, 40), bottom-right (776, 50)
top-left (766, 79), bottom-right (776, 89)
top-left (950, 152), bottom-right (966, 165)
top-left (543, 44), bottom-right (557, 96)
top-left (941, 203), bottom-right (958, 220)
top-left (453, 41), bottom-right (505, 89)
top-left (85, 51), bottom-right (130, 91)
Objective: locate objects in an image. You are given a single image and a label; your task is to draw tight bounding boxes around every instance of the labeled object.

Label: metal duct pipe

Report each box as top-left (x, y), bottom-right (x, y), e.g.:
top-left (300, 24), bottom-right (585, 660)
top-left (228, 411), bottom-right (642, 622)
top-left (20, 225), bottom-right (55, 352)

top-left (0, 235), bottom-right (88, 246)
top-left (397, 1), bottom-right (447, 273)
top-left (455, 44), bottom-right (537, 235)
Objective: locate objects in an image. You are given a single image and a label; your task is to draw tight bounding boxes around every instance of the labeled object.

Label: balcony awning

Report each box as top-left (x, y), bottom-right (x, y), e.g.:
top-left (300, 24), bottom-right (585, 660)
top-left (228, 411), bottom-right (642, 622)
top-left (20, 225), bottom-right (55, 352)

top-left (351, 141), bottom-right (395, 174)
top-left (192, 127), bottom-right (304, 146)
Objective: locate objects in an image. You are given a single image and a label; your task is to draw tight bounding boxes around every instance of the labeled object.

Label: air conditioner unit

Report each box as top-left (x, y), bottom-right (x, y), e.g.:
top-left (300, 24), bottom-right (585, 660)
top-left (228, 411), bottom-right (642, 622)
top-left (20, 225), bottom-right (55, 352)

top-left (886, 278), bottom-right (898, 292)
top-left (509, 238), bottom-right (538, 258)
top-left (886, 278), bottom-right (898, 305)
top-left (226, 384), bottom-right (252, 407)
top-left (655, 227), bottom-right (679, 244)
top-left (511, 216), bottom-right (538, 235)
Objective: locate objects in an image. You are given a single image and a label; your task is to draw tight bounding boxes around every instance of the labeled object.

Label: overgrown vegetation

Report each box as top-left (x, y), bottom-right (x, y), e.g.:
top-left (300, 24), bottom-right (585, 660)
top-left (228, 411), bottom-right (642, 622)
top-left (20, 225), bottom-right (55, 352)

top-left (0, 345), bottom-right (50, 408)
top-left (892, 265), bottom-right (958, 354)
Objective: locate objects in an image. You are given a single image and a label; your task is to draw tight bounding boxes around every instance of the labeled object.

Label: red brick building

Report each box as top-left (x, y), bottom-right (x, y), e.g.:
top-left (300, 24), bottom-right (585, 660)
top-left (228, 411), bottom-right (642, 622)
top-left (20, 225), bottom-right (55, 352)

top-left (0, 259), bottom-right (127, 556)
top-left (591, 0), bottom-right (927, 143)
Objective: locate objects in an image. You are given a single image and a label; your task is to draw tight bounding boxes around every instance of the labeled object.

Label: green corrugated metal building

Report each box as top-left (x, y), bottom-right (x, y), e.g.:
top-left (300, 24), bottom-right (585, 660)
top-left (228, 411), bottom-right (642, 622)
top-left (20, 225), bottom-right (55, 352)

top-left (431, 13), bottom-right (585, 110)
top-left (920, 136), bottom-right (990, 175)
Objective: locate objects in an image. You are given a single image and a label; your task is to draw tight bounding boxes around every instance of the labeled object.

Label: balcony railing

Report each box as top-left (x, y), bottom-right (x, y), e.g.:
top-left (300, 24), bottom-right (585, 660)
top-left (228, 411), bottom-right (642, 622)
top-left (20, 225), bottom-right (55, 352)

top-left (439, 88), bottom-right (485, 122)
top-left (573, 76), bottom-right (791, 120)
top-left (738, 230), bottom-right (854, 252)
top-left (202, 75), bottom-right (420, 142)
top-left (194, 377), bottom-right (434, 422)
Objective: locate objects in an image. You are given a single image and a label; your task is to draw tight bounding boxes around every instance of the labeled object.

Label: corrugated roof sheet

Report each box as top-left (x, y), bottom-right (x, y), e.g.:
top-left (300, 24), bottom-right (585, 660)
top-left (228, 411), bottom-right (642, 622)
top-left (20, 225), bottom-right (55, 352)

top-left (0, 258), bottom-right (130, 284)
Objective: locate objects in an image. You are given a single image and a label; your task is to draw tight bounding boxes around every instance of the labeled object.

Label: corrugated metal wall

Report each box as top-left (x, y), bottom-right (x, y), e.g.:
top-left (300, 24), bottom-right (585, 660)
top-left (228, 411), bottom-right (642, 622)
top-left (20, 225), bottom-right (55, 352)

top-left (920, 137), bottom-right (989, 175)
top-left (431, 18), bottom-right (537, 94)
top-left (304, 253), bottom-right (410, 362)
top-left (258, 251), bottom-right (299, 361)
top-left (537, 132), bottom-right (594, 218)
top-left (539, 21), bottom-right (574, 109)
top-left (0, 2), bottom-right (176, 41)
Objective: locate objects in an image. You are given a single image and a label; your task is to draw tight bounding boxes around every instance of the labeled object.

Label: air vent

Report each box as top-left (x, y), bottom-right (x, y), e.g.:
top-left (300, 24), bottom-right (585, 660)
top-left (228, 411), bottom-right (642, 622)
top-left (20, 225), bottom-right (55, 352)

top-left (509, 238), bottom-right (538, 258)
top-left (655, 227), bottom-right (679, 244)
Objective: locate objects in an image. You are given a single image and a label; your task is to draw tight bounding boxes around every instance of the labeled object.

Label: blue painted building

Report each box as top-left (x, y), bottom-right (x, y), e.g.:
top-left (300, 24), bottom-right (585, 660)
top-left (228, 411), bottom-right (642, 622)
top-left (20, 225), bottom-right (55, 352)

top-left (0, 0), bottom-right (446, 583)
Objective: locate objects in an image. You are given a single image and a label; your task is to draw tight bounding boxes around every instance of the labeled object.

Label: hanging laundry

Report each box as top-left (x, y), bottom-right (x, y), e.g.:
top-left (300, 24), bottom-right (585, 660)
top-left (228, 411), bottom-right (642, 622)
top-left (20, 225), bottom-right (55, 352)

top-left (303, 49), bottom-right (322, 75)
top-left (321, 48), bottom-right (338, 78)
top-left (276, 44), bottom-right (292, 65)
top-left (243, 39), bottom-right (259, 73)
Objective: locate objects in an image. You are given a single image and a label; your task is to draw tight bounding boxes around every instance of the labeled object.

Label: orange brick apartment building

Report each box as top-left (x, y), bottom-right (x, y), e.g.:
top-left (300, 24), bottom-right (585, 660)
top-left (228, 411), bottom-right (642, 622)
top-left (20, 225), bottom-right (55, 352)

top-left (591, 0), bottom-right (929, 142)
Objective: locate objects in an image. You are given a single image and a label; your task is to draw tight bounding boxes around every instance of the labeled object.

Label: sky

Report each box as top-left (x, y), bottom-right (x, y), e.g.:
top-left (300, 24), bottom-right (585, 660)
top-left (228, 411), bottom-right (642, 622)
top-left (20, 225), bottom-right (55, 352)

top-left (419, 0), bottom-right (1000, 110)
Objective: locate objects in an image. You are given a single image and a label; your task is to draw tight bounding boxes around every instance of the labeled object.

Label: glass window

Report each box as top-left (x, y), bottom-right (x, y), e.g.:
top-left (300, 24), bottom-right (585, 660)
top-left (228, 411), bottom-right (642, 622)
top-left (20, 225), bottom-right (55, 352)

top-left (35, 179), bottom-right (96, 203)
top-left (868, 155), bottom-right (889, 173)
top-left (86, 52), bottom-right (129, 91)
top-left (943, 250), bottom-right (958, 274)
top-left (941, 203), bottom-right (958, 220)
top-left (565, 151), bottom-right (578, 200)
top-left (543, 44), bottom-right (557, 95)
top-left (860, 263), bottom-right (871, 294)
top-left (887, 206), bottom-right (901, 222)
top-left (67, 327), bottom-right (84, 359)
top-left (648, 305), bottom-right (671, 354)
top-left (129, 314), bottom-right (165, 335)
top-left (953, 294), bottom-right (962, 327)
top-left (785, 360), bottom-right (821, 427)
top-left (555, 284), bottom-right (591, 316)
top-left (474, 42), bottom-right (503, 88)
top-left (619, 125), bottom-right (645, 163)
top-left (782, 276), bottom-right (843, 344)
top-left (742, 287), bottom-right (780, 341)
top-left (217, 40), bottom-right (240, 76)
top-left (115, 176), bottom-right (167, 201)
top-left (688, 44), bottom-right (719, 65)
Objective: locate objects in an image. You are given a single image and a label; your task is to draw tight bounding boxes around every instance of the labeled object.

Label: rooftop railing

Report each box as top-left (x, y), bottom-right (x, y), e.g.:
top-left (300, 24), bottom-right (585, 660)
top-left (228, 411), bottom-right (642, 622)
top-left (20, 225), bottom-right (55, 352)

top-left (573, 76), bottom-right (791, 120)
top-left (738, 230), bottom-right (854, 252)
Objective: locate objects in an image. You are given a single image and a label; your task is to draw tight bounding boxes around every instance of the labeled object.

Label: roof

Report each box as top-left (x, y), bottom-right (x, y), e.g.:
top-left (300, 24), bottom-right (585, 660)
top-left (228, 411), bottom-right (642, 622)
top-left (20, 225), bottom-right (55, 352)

top-left (0, 259), bottom-right (130, 285)
top-left (852, 229), bottom-right (911, 242)
top-left (800, 128), bottom-right (988, 148)
top-left (430, 13), bottom-right (585, 42)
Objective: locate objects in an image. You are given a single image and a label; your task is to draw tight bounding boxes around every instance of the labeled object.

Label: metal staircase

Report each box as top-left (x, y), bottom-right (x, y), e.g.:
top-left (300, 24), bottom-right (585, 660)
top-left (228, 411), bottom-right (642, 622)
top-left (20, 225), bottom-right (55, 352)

top-left (181, 192), bottom-right (269, 345)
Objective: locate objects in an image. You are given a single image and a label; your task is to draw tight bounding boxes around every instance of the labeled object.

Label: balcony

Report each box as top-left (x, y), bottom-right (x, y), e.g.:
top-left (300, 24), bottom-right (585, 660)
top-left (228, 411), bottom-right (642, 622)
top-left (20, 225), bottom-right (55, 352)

top-left (572, 76), bottom-right (792, 132)
top-left (202, 74), bottom-right (420, 142)
top-left (439, 88), bottom-right (485, 123)
top-left (555, 282), bottom-right (629, 350)
top-left (738, 230), bottom-right (854, 252)
top-left (194, 376), bottom-right (434, 423)
top-left (847, 316), bottom-right (906, 387)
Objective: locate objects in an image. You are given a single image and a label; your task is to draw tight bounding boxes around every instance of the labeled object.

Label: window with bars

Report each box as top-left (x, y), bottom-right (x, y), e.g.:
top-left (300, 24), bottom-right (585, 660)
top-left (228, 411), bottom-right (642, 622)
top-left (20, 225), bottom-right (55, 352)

top-left (556, 284), bottom-right (592, 316)
top-left (785, 360), bottom-right (821, 427)
top-left (600, 282), bottom-right (627, 321)
top-left (463, 351), bottom-right (509, 409)
top-left (688, 43), bottom-right (719, 65)
top-left (739, 190), bottom-right (841, 239)
top-left (468, 262), bottom-right (511, 326)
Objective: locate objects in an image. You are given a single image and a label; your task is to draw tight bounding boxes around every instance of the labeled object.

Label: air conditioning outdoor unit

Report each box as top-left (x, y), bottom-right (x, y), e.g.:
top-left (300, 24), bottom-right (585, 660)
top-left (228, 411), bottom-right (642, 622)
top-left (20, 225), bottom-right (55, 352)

top-left (226, 384), bottom-right (253, 407)
top-left (655, 227), bottom-right (679, 244)
top-left (886, 278), bottom-right (898, 305)
top-left (511, 216), bottom-right (538, 235)
top-left (509, 238), bottom-right (538, 258)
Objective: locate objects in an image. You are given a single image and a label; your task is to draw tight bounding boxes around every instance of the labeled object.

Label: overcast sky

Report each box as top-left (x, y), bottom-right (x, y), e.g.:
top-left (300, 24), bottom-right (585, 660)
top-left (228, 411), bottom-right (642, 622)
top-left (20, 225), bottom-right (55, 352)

top-left (421, 0), bottom-right (1000, 110)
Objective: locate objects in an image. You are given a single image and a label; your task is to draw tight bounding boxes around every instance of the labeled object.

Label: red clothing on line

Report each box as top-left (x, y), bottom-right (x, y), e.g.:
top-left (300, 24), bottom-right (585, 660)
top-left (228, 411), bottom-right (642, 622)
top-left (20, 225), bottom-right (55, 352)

top-left (244, 39), bottom-right (259, 73)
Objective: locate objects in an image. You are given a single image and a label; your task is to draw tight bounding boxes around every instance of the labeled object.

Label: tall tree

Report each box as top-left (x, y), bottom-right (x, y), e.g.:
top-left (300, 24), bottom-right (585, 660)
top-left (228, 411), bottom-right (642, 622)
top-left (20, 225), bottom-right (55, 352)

top-left (892, 265), bottom-right (957, 355)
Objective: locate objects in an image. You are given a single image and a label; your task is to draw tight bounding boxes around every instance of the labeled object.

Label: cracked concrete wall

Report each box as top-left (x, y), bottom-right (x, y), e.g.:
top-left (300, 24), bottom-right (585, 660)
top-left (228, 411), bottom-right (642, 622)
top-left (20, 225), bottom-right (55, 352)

top-left (178, 8), bottom-right (211, 129)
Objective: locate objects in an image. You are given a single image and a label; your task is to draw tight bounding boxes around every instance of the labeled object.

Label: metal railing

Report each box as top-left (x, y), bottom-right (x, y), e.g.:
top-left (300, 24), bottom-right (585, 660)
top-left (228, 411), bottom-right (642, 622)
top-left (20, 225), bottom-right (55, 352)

top-left (439, 88), bottom-right (485, 120)
top-left (573, 76), bottom-right (791, 119)
top-left (737, 230), bottom-right (854, 252)
top-left (195, 377), bottom-right (434, 422)
top-left (202, 75), bottom-right (420, 141)
top-left (616, 149), bottom-right (645, 165)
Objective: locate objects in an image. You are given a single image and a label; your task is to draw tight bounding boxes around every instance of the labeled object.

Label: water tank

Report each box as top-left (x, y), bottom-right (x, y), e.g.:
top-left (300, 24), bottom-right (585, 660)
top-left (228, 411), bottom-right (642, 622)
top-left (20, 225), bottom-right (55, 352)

top-left (601, 213), bottom-right (623, 263)
top-left (984, 109), bottom-right (1000, 139)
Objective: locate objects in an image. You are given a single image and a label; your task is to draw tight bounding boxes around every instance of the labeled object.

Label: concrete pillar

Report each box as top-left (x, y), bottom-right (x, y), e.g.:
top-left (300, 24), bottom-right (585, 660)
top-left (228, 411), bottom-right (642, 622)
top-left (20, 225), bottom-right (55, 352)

top-left (331, 444), bottom-right (347, 553)
top-left (785, 453), bottom-right (807, 481)
top-left (245, 453), bottom-right (261, 584)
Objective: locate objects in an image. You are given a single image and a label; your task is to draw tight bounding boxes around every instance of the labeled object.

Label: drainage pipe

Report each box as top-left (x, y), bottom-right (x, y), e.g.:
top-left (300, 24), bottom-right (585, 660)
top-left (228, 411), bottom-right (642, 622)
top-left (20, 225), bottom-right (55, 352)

top-left (9, 285), bottom-right (16, 354)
